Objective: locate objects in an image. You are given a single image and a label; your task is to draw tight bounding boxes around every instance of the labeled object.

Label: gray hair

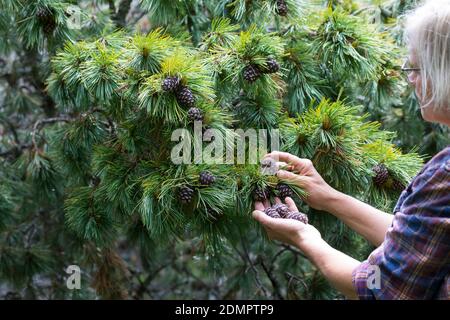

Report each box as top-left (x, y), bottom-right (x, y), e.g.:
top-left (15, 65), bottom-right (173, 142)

top-left (405, 0), bottom-right (450, 110)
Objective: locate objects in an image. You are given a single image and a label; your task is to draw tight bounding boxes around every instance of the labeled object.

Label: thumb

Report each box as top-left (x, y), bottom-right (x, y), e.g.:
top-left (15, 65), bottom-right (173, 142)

top-left (252, 210), bottom-right (277, 227)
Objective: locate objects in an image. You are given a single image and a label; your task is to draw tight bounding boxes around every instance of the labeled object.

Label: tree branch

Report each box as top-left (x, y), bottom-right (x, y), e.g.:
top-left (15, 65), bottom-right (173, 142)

top-left (260, 258), bottom-right (284, 300)
top-left (112, 0), bottom-right (132, 27)
top-left (32, 116), bottom-right (71, 150)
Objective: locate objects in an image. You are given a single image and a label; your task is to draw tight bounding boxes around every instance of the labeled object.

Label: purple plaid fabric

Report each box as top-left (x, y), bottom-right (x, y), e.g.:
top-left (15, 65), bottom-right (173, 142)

top-left (352, 146), bottom-right (450, 300)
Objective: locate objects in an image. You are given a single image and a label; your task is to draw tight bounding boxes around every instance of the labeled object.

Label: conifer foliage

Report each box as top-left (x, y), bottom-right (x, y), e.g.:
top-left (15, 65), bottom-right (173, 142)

top-left (0, 0), bottom-right (435, 299)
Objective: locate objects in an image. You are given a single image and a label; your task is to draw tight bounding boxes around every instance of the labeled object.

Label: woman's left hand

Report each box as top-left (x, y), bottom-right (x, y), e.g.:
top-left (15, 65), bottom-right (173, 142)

top-left (252, 197), bottom-right (322, 250)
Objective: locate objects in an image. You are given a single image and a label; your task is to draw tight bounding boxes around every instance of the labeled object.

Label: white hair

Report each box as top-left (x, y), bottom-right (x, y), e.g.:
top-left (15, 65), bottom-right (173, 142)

top-left (405, 0), bottom-right (450, 110)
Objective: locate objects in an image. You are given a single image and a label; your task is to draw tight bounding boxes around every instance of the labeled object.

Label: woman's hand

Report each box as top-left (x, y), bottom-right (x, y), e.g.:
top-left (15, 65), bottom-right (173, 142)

top-left (253, 197), bottom-right (360, 299)
top-left (252, 197), bottom-right (322, 250)
top-left (265, 151), bottom-right (340, 212)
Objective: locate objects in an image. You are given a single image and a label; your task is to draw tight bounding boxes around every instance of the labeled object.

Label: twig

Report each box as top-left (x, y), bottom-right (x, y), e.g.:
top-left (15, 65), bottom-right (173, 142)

top-left (31, 116), bottom-right (71, 150)
top-left (281, 244), bottom-right (308, 259)
top-left (285, 272), bottom-right (309, 292)
top-left (269, 247), bottom-right (288, 273)
top-left (109, 0), bottom-right (132, 27)
top-left (260, 258), bottom-right (284, 300)
top-left (239, 237), bottom-right (269, 298)
top-left (0, 143), bottom-right (32, 158)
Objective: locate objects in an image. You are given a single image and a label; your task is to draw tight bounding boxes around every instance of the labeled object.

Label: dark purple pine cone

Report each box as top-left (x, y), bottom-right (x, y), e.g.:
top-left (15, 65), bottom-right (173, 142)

top-left (253, 187), bottom-right (269, 201)
top-left (178, 186), bottom-right (194, 204)
top-left (175, 85), bottom-right (195, 108)
top-left (392, 179), bottom-right (406, 192)
top-left (243, 64), bottom-right (262, 82)
top-left (199, 171), bottom-right (215, 186)
top-left (372, 163), bottom-right (389, 187)
top-left (272, 203), bottom-right (290, 218)
top-left (276, 0), bottom-right (288, 16)
top-left (36, 7), bottom-right (56, 35)
top-left (206, 206), bottom-right (222, 220)
top-left (263, 58), bottom-right (280, 74)
top-left (161, 76), bottom-right (181, 92)
top-left (187, 107), bottom-right (203, 122)
top-left (285, 211), bottom-right (309, 224)
top-left (277, 183), bottom-right (293, 199)
top-left (264, 207), bottom-right (281, 219)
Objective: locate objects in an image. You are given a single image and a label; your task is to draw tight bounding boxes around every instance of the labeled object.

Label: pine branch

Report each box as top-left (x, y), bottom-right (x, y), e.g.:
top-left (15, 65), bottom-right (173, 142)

top-left (260, 258), bottom-right (284, 300)
top-left (113, 0), bottom-right (133, 27)
top-left (31, 116), bottom-right (71, 149)
top-left (0, 143), bottom-right (32, 158)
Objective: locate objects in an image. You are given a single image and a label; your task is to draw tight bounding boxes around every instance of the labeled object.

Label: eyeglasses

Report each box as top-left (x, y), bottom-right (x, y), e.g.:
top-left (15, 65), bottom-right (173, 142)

top-left (401, 59), bottom-right (421, 75)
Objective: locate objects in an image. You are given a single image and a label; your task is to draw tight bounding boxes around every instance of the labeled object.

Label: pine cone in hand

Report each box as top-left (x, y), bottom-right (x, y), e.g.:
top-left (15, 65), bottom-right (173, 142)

top-left (285, 211), bottom-right (309, 224)
top-left (272, 203), bottom-right (290, 218)
top-left (264, 207), bottom-right (281, 219)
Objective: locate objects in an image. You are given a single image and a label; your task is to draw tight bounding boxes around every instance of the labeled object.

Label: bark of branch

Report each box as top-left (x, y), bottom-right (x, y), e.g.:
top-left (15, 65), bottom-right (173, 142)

top-left (112, 0), bottom-right (132, 27)
top-left (32, 116), bottom-right (71, 149)
top-left (260, 259), bottom-right (284, 300)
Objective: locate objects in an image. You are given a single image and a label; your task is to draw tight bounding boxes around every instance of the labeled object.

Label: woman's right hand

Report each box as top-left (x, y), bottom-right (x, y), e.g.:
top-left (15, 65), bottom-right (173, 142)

top-left (265, 151), bottom-right (340, 212)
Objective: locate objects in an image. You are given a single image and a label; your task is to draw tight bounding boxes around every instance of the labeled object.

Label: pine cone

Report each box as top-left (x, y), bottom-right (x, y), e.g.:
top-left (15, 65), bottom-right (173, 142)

top-left (263, 58), bottom-right (280, 74)
top-left (176, 86), bottom-right (195, 107)
top-left (199, 171), bottom-right (215, 186)
top-left (276, 0), bottom-right (288, 16)
top-left (243, 64), bottom-right (262, 82)
top-left (178, 186), bottom-right (194, 204)
top-left (253, 187), bottom-right (269, 201)
top-left (277, 183), bottom-right (293, 199)
top-left (187, 107), bottom-right (203, 122)
top-left (206, 206), bottom-right (222, 220)
top-left (272, 203), bottom-right (290, 218)
top-left (285, 211), bottom-right (308, 224)
top-left (392, 179), bottom-right (406, 192)
top-left (36, 7), bottom-right (56, 35)
top-left (162, 76), bottom-right (181, 92)
top-left (372, 163), bottom-right (389, 187)
top-left (264, 207), bottom-right (281, 219)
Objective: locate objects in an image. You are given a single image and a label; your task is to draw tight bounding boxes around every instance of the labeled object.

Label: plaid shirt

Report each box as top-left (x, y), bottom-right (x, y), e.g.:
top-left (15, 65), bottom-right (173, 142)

top-left (352, 146), bottom-right (450, 300)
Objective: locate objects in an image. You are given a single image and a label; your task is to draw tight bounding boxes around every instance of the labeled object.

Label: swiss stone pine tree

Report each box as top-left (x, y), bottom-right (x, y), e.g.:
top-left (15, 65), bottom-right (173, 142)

top-left (0, 0), bottom-right (439, 299)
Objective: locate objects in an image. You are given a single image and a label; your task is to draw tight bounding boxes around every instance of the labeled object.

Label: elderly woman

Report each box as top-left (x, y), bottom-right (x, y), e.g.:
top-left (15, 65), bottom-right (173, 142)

top-left (253, 0), bottom-right (450, 300)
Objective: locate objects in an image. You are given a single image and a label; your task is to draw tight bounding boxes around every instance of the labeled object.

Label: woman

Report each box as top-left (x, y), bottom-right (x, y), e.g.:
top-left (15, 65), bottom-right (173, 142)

top-left (253, 0), bottom-right (450, 300)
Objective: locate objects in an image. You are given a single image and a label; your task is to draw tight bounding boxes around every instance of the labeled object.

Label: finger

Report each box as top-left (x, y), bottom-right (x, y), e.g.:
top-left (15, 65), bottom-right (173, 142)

top-left (284, 197), bottom-right (298, 212)
top-left (266, 151), bottom-right (300, 166)
top-left (269, 152), bottom-right (312, 173)
top-left (275, 161), bottom-right (294, 172)
top-left (254, 201), bottom-right (265, 211)
top-left (277, 170), bottom-right (304, 182)
top-left (252, 210), bottom-right (273, 226)
top-left (263, 199), bottom-right (271, 208)
top-left (274, 197), bottom-right (282, 204)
